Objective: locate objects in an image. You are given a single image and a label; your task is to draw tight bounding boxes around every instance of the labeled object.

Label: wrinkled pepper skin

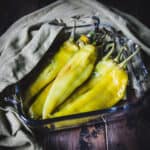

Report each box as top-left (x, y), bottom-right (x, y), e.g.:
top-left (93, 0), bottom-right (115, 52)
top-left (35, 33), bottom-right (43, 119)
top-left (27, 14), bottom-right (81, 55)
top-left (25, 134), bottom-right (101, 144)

top-left (29, 83), bottom-right (52, 119)
top-left (42, 44), bottom-right (97, 119)
top-left (24, 38), bottom-right (79, 108)
top-left (52, 61), bottom-right (128, 118)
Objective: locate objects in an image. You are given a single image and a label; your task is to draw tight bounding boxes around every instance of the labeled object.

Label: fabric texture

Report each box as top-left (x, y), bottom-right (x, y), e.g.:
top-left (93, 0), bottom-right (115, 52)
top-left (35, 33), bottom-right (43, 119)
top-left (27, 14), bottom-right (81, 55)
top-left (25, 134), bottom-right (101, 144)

top-left (0, 0), bottom-right (150, 149)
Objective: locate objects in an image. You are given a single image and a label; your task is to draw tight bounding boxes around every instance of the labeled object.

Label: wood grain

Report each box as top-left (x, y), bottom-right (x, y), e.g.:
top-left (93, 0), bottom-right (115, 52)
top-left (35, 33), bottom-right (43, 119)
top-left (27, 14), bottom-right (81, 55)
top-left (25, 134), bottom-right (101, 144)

top-left (34, 102), bottom-right (150, 150)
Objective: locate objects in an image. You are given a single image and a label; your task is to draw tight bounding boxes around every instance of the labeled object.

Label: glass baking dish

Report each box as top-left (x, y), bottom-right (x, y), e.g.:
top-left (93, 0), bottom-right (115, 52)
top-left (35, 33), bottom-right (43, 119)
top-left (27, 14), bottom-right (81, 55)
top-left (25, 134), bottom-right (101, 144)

top-left (3, 86), bottom-right (149, 133)
top-left (2, 18), bottom-right (150, 132)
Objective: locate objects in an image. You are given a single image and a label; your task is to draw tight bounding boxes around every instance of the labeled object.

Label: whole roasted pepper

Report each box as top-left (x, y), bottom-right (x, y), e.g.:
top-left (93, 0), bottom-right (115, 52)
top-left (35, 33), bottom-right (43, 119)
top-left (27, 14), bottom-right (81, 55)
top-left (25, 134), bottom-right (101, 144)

top-left (52, 49), bottom-right (139, 118)
top-left (28, 35), bottom-right (91, 119)
top-left (56, 43), bottom-right (115, 111)
top-left (42, 43), bottom-right (97, 119)
top-left (23, 37), bottom-right (79, 108)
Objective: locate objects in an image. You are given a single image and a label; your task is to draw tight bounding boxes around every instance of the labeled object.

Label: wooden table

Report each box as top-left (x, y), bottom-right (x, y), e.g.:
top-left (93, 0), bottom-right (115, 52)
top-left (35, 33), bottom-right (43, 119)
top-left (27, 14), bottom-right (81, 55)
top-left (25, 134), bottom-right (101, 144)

top-left (34, 98), bottom-right (150, 150)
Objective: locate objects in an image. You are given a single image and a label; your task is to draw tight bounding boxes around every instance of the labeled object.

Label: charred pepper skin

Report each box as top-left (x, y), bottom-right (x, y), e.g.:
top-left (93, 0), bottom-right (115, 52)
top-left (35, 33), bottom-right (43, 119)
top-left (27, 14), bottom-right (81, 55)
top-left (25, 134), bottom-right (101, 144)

top-left (24, 38), bottom-right (79, 108)
top-left (42, 44), bottom-right (97, 119)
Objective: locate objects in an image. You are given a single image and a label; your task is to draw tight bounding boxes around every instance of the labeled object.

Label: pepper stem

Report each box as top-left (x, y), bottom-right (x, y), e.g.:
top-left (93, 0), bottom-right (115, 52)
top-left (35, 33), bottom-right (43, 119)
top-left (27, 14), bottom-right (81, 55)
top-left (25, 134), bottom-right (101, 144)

top-left (69, 19), bottom-right (76, 41)
top-left (103, 42), bottom-right (115, 60)
top-left (114, 46), bottom-right (127, 62)
top-left (119, 47), bottom-right (140, 68)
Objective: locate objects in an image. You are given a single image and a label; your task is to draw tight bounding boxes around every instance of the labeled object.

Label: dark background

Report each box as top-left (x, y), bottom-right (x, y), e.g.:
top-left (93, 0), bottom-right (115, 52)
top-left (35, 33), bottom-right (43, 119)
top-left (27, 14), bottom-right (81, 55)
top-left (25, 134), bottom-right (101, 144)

top-left (0, 0), bottom-right (149, 36)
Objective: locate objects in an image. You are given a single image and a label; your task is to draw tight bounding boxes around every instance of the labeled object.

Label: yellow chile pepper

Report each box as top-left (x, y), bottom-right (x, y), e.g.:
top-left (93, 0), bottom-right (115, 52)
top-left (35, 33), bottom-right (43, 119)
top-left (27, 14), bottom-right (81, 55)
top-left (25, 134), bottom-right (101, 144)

top-left (42, 44), bottom-right (97, 119)
top-left (29, 41), bottom-right (97, 118)
top-left (28, 35), bottom-right (90, 119)
top-left (28, 83), bottom-right (52, 119)
top-left (56, 44), bottom-right (115, 111)
top-left (23, 38), bottom-right (79, 108)
top-left (52, 49), bottom-right (139, 118)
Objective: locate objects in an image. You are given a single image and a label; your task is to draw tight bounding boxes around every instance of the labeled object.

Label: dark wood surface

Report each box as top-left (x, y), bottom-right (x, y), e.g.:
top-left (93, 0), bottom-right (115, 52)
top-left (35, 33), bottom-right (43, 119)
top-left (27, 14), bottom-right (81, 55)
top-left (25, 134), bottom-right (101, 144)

top-left (34, 99), bottom-right (150, 150)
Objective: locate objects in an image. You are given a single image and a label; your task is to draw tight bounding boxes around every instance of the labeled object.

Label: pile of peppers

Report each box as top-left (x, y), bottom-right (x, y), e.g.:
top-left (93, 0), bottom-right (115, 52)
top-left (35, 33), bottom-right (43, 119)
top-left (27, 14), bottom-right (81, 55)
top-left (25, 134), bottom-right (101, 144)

top-left (22, 18), bottom-right (149, 128)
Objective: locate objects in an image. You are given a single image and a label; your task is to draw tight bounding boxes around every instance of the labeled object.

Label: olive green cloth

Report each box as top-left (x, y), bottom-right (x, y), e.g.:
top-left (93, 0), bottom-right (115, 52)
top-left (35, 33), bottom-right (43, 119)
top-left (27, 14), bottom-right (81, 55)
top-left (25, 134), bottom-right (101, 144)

top-left (0, 0), bottom-right (150, 149)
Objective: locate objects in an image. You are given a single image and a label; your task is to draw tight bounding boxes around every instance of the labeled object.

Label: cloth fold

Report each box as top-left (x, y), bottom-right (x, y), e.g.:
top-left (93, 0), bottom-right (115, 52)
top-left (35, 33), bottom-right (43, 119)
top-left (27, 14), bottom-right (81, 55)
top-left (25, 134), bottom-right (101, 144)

top-left (0, 107), bottom-right (41, 150)
top-left (0, 0), bottom-right (150, 149)
top-left (0, 24), bottom-right (63, 92)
